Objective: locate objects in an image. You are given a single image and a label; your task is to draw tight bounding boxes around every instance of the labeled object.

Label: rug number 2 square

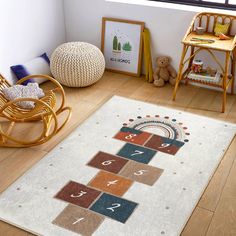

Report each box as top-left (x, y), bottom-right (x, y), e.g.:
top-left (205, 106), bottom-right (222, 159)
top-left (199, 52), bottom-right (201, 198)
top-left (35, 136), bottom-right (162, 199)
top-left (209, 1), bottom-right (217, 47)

top-left (90, 193), bottom-right (138, 223)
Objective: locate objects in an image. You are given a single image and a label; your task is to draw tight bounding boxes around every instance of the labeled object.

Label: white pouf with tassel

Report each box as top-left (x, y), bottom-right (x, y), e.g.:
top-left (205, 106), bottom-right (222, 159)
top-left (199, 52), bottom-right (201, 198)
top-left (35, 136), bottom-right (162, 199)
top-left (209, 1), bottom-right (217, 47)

top-left (50, 42), bottom-right (105, 87)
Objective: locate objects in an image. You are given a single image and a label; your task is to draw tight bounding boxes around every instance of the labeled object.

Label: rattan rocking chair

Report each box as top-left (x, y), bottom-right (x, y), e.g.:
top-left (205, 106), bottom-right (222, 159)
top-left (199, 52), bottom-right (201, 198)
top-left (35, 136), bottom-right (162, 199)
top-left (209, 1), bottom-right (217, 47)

top-left (0, 74), bottom-right (72, 147)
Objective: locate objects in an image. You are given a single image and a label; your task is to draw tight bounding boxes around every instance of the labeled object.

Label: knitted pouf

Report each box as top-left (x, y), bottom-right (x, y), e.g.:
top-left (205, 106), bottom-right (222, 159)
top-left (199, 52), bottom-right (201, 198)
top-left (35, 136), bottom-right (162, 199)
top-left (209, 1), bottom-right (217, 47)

top-left (50, 42), bottom-right (105, 87)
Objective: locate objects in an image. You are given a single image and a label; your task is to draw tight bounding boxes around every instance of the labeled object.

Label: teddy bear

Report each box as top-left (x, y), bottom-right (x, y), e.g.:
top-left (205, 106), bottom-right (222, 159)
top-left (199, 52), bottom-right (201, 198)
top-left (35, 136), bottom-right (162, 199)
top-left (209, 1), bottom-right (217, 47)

top-left (153, 56), bottom-right (177, 87)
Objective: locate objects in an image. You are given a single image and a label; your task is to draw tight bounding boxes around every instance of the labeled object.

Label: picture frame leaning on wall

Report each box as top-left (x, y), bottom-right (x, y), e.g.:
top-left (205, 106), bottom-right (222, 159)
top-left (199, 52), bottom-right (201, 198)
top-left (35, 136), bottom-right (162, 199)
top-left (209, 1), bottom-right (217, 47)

top-left (101, 17), bottom-right (145, 77)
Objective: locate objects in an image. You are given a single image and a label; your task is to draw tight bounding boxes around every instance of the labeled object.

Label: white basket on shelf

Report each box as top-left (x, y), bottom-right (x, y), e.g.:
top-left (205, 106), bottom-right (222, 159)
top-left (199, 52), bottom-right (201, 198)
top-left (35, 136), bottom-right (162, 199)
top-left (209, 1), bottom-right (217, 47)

top-left (187, 71), bottom-right (222, 84)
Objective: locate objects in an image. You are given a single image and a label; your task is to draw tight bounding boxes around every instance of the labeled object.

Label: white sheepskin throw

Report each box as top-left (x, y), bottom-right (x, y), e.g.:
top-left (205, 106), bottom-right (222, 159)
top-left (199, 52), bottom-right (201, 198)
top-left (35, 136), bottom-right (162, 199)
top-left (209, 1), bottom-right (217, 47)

top-left (2, 83), bottom-right (45, 109)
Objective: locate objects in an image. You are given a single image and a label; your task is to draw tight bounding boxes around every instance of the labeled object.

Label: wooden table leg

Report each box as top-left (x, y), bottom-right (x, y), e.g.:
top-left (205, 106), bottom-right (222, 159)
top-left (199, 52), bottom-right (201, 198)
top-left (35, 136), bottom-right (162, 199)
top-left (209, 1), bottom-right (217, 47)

top-left (231, 49), bottom-right (236, 95)
top-left (0, 125), bottom-right (4, 144)
top-left (185, 46), bottom-right (195, 85)
top-left (222, 52), bottom-right (231, 113)
top-left (173, 45), bottom-right (188, 101)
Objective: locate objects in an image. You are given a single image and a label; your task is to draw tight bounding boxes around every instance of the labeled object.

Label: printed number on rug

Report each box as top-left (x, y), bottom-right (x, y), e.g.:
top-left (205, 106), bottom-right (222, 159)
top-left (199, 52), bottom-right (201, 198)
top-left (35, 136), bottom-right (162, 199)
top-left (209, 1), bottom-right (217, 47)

top-left (70, 191), bottom-right (87, 198)
top-left (107, 180), bottom-right (118, 186)
top-left (134, 170), bottom-right (148, 176)
top-left (125, 134), bottom-right (137, 141)
top-left (102, 160), bottom-right (115, 166)
top-left (131, 150), bottom-right (144, 156)
top-left (107, 203), bottom-right (121, 212)
top-left (72, 217), bottom-right (84, 225)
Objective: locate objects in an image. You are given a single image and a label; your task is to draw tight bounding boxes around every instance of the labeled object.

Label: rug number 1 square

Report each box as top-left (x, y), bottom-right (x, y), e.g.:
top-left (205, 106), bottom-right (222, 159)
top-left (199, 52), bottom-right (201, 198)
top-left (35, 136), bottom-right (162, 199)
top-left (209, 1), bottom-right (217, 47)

top-left (53, 204), bottom-right (104, 235)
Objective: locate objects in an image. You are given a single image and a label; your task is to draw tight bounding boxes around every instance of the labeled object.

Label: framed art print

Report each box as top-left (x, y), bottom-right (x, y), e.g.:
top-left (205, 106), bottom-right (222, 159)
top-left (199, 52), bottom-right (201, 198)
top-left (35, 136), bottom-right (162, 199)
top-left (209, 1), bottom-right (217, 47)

top-left (101, 17), bottom-right (145, 77)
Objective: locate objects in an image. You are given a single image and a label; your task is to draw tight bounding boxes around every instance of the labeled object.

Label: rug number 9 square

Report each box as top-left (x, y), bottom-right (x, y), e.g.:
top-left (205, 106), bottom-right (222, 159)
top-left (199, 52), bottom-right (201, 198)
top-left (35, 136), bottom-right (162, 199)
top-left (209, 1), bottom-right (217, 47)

top-left (144, 135), bottom-right (185, 155)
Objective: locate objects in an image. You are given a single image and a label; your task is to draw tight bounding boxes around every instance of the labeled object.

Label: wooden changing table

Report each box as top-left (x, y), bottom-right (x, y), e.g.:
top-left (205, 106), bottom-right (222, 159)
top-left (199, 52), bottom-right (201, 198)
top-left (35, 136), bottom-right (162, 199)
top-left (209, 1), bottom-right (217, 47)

top-left (172, 12), bottom-right (236, 112)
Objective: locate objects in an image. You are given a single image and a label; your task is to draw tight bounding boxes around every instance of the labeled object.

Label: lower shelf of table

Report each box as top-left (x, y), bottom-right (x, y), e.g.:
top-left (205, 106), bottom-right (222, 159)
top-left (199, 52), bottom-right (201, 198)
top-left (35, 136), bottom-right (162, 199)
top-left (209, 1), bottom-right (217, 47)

top-left (183, 76), bottom-right (233, 89)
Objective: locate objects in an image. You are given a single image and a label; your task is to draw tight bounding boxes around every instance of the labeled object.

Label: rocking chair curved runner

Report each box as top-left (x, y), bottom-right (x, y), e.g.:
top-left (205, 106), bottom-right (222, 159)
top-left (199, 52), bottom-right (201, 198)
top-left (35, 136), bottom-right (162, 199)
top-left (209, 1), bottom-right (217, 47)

top-left (0, 74), bottom-right (72, 147)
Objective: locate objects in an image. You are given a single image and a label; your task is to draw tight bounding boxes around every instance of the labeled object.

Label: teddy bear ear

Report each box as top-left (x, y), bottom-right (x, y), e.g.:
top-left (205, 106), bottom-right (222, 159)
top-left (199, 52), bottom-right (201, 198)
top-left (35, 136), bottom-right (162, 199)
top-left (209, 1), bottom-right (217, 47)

top-left (167, 56), bottom-right (172, 62)
top-left (156, 56), bottom-right (164, 61)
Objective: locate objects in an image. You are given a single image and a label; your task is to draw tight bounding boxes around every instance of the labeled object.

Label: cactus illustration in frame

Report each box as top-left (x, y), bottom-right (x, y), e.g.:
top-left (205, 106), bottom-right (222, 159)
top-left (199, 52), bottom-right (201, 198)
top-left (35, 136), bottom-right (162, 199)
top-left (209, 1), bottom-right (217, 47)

top-left (102, 17), bottom-right (145, 76)
top-left (122, 42), bottom-right (132, 51)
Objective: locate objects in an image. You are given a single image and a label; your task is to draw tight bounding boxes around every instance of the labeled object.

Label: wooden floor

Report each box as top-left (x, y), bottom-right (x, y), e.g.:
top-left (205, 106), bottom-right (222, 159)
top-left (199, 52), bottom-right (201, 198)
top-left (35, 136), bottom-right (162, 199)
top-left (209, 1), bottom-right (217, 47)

top-left (1, 71), bottom-right (236, 236)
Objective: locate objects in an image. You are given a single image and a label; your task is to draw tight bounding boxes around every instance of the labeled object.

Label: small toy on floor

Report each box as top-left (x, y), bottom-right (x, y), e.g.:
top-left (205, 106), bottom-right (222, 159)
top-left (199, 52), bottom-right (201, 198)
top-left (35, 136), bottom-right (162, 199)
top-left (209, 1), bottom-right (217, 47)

top-left (153, 56), bottom-right (177, 87)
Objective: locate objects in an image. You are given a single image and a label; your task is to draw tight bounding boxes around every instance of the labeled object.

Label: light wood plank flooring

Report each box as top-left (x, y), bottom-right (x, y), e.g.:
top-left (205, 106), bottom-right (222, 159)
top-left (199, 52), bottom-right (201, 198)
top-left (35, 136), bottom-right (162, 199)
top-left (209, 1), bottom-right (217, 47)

top-left (1, 71), bottom-right (236, 235)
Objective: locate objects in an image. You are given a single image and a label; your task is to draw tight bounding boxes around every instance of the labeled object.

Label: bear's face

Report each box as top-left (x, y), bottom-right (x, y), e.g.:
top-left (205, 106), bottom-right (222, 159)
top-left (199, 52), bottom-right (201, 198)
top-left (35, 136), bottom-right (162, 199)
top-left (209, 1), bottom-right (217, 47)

top-left (157, 56), bottom-right (170, 68)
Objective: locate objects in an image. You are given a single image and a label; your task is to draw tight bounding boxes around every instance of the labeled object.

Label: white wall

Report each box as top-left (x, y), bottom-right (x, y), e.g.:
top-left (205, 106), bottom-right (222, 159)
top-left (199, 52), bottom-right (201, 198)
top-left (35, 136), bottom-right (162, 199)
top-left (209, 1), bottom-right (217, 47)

top-left (0, 0), bottom-right (66, 84)
top-left (64, 0), bottom-right (196, 71)
top-left (2, 0), bottom-right (235, 89)
top-left (64, 0), bottom-right (236, 92)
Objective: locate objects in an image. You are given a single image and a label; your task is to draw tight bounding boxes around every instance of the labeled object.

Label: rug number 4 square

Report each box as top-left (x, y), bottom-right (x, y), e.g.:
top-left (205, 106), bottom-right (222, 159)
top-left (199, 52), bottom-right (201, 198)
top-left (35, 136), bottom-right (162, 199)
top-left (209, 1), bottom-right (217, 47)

top-left (88, 171), bottom-right (133, 196)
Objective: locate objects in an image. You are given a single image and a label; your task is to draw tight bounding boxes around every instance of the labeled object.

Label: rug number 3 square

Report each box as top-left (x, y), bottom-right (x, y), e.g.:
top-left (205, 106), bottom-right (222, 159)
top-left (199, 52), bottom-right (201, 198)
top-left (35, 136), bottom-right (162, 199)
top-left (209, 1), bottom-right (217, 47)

top-left (55, 181), bottom-right (101, 208)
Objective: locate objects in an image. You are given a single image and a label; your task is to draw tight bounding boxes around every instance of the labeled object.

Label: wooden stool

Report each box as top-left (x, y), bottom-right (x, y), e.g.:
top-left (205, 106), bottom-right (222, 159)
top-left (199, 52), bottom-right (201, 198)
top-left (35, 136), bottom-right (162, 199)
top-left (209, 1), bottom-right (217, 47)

top-left (173, 12), bottom-right (236, 113)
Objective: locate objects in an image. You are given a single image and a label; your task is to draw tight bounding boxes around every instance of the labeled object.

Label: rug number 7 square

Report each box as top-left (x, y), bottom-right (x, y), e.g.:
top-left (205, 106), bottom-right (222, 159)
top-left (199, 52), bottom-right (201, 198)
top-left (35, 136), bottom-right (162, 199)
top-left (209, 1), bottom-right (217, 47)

top-left (116, 143), bottom-right (157, 164)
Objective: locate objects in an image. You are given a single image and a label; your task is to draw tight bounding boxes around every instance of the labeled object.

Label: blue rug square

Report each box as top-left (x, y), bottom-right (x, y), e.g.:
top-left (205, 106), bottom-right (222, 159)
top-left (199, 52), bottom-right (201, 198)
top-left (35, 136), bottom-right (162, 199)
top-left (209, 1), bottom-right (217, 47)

top-left (117, 143), bottom-right (157, 164)
top-left (90, 193), bottom-right (138, 223)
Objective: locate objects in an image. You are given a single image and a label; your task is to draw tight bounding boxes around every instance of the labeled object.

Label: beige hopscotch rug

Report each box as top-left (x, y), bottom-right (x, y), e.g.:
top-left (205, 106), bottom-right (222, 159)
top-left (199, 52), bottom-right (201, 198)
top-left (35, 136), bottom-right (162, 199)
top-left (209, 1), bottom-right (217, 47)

top-left (0, 96), bottom-right (236, 236)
